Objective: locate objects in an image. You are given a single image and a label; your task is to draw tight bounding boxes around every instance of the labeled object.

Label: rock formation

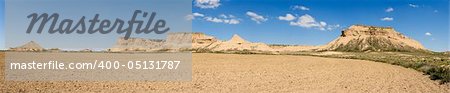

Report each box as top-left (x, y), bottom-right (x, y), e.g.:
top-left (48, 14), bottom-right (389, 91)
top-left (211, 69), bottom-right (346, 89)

top-left (191, 32), bottom-right (220, 49)
top-left (108, 25), bottom-right (427, 52)
top-left (165, 32), bottom-right (194, 50)
top-left (109, 33), bottom-right (275, 52)
top-left (108, 37), bottom-right (165, 52)
top-left (9, 41), bottom-right (44, 52)
top-left (322, 25), bottom-right (425, 52)
top-left (210, 34), bottom-right (274, 51)
top-left (109, 32), bottom-right (199, 52)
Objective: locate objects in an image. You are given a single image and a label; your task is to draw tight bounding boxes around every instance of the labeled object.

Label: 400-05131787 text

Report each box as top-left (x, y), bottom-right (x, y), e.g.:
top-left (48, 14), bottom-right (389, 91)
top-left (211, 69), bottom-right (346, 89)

top-left (9, 60), bottom-right (182, 70)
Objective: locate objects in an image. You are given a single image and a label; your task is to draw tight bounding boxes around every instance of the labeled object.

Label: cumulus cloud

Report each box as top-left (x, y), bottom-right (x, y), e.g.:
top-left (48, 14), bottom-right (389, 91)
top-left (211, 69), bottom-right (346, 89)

top-left (185, 15), bottom-right (195, 21)
top-left (293, 5), bottom-right (310, 11)
top-left (227, 19), bottom-right (240, 24)
top-left (219, 14), bottom-right (235, 19)
top-left (246, 11), bottom-right (267, 24)
top-left (188, 12), bottom-right (240, 24)
top-left (185, 12), bottom-right (206, 20)
top-left (425, 32), bottom-right (432, 36)
top-left (194, 0), bottom-right (221, 9)
top-left (326, 24), bottom-right (341, 31)
top-left (288, 14), bottom-right (339, 31)
top-left (380, 17), bottom-right (394, 21)
top-left (278, 14), bottom-right (296, 21)
top-left (204, 17), bottom-right (222, 23)
top-left (193, 13), bottom-right (205, 17)
top-left (385, 7), bottom-right (394, 12)
top-left (290, 14), bottom-right (321, 28)
top-left (409, 4), bottom-right (419, 8)
top-left (204, 16), bottom-right (240, 24)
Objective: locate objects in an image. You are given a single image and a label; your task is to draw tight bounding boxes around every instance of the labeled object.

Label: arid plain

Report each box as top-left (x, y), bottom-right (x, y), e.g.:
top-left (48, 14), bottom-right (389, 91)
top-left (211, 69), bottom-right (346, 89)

top-left (1, 52), bottom-right (449, 92)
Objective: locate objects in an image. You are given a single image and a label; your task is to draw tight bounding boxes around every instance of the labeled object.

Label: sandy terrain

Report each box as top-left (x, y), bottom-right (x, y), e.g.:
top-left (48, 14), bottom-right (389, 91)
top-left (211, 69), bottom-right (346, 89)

top-left (1, 53), bottom-right (449, 92)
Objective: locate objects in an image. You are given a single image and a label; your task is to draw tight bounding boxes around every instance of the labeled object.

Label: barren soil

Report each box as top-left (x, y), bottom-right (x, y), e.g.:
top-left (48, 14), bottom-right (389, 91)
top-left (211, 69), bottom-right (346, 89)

top-left (1, 53), bottom-right (449, 92)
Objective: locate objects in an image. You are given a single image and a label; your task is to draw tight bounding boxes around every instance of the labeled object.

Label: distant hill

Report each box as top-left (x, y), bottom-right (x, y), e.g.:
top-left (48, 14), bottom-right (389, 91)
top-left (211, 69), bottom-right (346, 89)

top-left (9, 41), bottom-right (44, 52)
top-left (322, 25), bottom-right (426, 52)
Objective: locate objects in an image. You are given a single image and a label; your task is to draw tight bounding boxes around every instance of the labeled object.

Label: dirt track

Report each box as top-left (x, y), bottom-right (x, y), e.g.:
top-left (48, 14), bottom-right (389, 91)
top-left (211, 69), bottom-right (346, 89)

top-left (1, 53), bottom-right (449, 92)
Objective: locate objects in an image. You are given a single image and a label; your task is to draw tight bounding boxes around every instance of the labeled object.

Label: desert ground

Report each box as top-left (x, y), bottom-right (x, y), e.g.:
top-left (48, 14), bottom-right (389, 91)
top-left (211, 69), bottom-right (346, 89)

top-left (1, 52), bottom-right (449, 92)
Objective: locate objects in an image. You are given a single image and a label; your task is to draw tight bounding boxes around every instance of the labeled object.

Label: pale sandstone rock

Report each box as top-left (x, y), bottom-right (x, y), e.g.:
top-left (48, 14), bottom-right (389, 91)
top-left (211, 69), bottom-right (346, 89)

top-left (108, 37), bottom-right (165, 52)
top-left (9, 41), bottom-right (44, 52)
top-left (322, 25), bottom-right (425, 52)
top-left (210, 34), bottom-right (274, 51)
top-left (165, 32), bottom-right (193, 50)
top-left (191, 32), bottom-right (221, 49)
top-left (108, 25), bottom-right (427, 52)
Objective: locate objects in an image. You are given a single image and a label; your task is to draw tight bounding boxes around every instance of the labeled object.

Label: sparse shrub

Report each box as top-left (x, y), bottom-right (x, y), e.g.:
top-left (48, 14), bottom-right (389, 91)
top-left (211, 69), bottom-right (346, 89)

top-left (418, 64), bottom-right (433, 72)
top-left (425, 66), bottom-right (450, 84)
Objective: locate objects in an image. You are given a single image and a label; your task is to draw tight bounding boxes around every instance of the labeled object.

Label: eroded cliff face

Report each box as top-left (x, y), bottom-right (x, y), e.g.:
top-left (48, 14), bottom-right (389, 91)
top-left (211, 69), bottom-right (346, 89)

top-left (323, 25), bottom-right (425, 52)
top-left (108, 32), bottom-right (274, 52)
top-left (210, 34), bottom-right (274, 51)
top-left (191, 32), bottom-right (219, 49)
top-left (108, 37), bottom-right (165, 52)
top-left (109, 32), bottom-right (219, 52)
top-left (165, 32), bottom-right (194, 49)
top-left (109, 25), bottom-right (427, 52)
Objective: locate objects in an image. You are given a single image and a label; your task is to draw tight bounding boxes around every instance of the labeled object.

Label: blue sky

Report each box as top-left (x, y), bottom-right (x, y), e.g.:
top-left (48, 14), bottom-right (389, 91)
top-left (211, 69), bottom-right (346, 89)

top-left (191, 0), bottom-right (449, 51)
top-left (0, 0), bottom-right (3, 50)
top-left (0, 0), bottom-right (448, 51)
top-left (2, 0), bottom-right (190, 49)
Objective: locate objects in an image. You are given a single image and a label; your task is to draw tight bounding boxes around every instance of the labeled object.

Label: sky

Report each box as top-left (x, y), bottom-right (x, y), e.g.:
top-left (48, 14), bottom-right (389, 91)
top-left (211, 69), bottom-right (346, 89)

top-left (0, 0), bottom-right (448, 51)
top-left (0, 0), bottom-right (4, 50)
top-left (191, 0), bottom-right (449, 52)
top-left (2, 0), bottom-right (190, 49)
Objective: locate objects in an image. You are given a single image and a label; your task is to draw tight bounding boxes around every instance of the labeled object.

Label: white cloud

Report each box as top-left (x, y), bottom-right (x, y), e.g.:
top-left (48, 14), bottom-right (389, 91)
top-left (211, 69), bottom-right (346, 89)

top-left (204, 17), bottom-right (223, 23)
top-left (425, 32), bottom-right (432, 36)
top-left (193, 13), bottom-right (205, 17)
top-left (229, 15), bottom-right (235, 18)
top-left (189, 12), bottom-right (240, 24)
top-left (409, 4), bottom-right (419, 8)
top-left (293, 5), bottom-right (310, 11)
top-left (385, 7), bottom-right (394, 12)
top-left (185, 12), bottom-right (205, 20)
top-left (195, 0), bottom-right (221, 9)
top-left (326, 24), bottom-right (341, 30)
top-left (227, 19), bottom-right (240, 24)
top-left (219, 14), bottom-right (228, 18)
top-left (278, 14), bottom-right (296, 21)
top-left (380, 17), bottom-right (394, 21)
top-left (289, 14), bottom-right (338, 31)
top-left (246, 11), bottom-right (268, 24)
top-left (203, 16), bottom-right (240, 24)
top-left (319, 21), bottom-right (327, 26)
top-left (219, 14), bottom-right (235, 19)
top-left (185, 15), bottom-right (195, 21)
top-left (290, 14), bottom-right (320, 28)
